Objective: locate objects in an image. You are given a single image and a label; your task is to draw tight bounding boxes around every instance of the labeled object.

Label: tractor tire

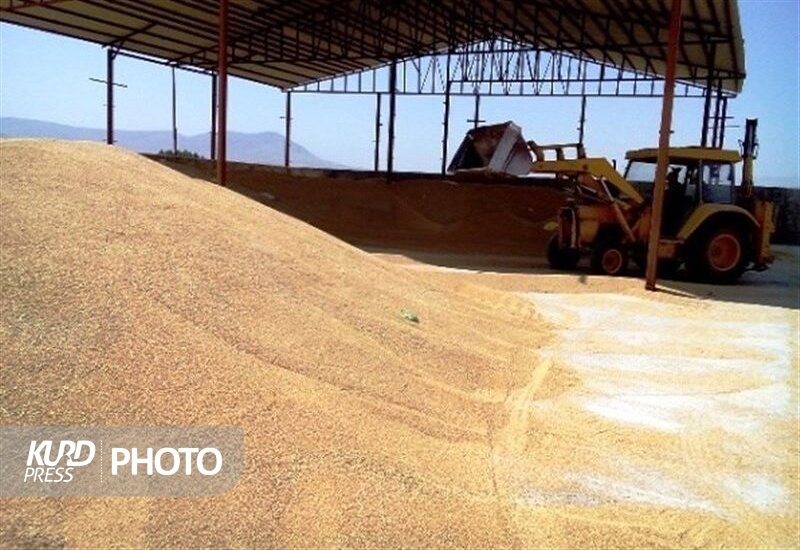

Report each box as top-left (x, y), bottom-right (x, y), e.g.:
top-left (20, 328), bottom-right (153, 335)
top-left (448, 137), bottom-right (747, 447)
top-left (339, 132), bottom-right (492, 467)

top-left (546, 234), bottom-right (580, 271)
top-left (590, 240), bottom-right (629, 276)
top-left (685, 225), bottom-right (748, 284)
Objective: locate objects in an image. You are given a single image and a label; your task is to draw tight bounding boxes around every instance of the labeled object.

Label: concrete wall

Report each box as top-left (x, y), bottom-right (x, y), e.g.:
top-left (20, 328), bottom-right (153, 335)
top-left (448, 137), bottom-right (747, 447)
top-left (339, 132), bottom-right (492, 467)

top-left (152, 155), bottom-right (799, 247)
top-left (153, 156), bottom-right (565, 257)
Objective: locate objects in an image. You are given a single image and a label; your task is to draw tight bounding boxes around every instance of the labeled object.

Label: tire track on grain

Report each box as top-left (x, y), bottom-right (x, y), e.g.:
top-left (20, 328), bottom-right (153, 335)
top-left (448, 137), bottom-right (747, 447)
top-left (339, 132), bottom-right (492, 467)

top-left (490, 357), bottom-right (553, 499)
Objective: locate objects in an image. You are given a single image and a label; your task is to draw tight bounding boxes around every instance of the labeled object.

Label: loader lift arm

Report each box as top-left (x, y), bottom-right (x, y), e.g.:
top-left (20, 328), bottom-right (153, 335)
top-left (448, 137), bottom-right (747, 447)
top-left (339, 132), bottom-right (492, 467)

top-left (529, 145), bottom-right (646, 206)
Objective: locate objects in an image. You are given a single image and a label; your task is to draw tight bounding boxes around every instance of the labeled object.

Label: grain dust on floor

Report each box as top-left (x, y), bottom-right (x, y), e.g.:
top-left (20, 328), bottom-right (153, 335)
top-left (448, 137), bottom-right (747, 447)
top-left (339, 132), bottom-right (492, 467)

top-left (1, 139), bottom-right (797, 547)
top-left (517, 292), bottom-right (798, 541)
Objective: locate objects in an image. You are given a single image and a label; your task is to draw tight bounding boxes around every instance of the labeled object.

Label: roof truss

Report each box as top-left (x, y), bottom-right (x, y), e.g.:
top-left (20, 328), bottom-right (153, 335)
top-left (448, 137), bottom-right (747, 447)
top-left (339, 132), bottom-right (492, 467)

top-left (0, 0), bottom-right (746, 93)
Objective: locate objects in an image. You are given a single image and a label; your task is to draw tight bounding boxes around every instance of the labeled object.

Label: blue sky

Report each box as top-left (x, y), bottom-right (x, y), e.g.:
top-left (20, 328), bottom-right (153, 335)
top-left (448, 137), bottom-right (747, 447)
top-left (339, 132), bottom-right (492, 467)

top-left (0, 0), bottom-right (798, 186)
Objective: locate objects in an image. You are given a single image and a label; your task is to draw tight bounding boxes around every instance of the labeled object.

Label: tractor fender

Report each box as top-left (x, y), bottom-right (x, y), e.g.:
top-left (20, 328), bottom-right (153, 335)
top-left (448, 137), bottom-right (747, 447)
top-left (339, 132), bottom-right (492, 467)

top-left (677, 204), bottom-right (759, 242)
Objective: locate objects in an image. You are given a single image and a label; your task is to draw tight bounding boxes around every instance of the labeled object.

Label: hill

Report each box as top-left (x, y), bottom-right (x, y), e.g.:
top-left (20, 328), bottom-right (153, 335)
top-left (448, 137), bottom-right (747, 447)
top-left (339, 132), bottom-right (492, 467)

top-left (0, 117), bottom-right (340, 168)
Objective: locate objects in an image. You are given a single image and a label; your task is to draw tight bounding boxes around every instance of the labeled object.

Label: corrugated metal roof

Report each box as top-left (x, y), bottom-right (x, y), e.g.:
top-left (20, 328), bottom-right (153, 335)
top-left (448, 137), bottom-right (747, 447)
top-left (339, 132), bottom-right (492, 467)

top-left (0, 0), bottom-right (746, 93)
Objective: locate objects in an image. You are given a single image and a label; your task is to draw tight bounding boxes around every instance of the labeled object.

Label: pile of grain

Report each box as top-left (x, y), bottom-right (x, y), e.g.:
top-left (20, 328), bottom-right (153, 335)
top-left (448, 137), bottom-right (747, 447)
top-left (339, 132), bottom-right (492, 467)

top-left (4, 140), bottom-right (797, 548)
top-left (0, 140), bottom-right (551, 547)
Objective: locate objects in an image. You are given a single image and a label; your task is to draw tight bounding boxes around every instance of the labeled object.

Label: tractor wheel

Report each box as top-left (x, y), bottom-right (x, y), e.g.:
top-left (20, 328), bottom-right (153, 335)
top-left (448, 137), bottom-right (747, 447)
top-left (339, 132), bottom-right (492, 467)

top-left (686, 225), bottom-right (747, 284)
top-left (546, 234), bottom-right (580, 271)
top-left (590, 240), bottom-right (629, 276)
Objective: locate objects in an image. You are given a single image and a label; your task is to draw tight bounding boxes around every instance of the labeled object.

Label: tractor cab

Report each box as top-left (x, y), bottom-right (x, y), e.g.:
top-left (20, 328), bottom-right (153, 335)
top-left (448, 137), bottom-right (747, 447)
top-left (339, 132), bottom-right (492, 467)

top-left (623, 147), bottom-right (741, 236)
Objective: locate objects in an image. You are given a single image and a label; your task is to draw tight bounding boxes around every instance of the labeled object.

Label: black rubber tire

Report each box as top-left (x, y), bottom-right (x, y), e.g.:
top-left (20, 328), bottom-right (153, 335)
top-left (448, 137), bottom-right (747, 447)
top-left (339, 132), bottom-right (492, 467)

top-left (590, 240), bottom-right (629, 276)
top-left (546, 234), bottom-right (580, 271)
top-left (685, 225), bottom-right (748, 284)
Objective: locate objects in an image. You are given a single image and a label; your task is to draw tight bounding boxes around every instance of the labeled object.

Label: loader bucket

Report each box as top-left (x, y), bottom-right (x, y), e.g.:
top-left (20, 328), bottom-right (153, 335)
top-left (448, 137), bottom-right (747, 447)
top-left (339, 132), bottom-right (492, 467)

top-left (447, 121), bottom-right (533, 176)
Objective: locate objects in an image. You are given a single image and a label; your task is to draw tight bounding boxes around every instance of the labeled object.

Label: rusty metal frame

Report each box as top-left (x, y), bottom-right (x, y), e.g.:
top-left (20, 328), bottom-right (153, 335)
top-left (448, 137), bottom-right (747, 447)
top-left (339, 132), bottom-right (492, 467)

top-left (0, 1), bottom-right (746, 93)
top-left (291, 38), bottom-right (732, 99)
top-left (1, 0), bottom-right (71, 12)
top-left (645, 0), bottom-right (683, 291)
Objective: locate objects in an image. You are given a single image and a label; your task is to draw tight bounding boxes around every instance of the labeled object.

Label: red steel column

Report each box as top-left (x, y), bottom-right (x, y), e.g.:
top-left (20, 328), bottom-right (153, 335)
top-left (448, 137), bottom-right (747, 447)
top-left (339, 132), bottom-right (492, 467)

top-left (645, 0), bottom-right (683, 291)
top-left (171, 66), bottom-right (178, 154)
top-left (106, 48), bottom-right (114, 145)
top-left (216, 0), bottom-right (229, 187)
top-left (210, 73), bottom-right (217, 160)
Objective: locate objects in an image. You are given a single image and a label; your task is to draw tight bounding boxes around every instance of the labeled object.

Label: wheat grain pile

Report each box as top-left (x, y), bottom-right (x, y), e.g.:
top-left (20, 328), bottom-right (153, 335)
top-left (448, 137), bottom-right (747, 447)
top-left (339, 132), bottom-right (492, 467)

top-left (2, 140), bottom-right (796, 548)
top-left (1, 139), bottom-right (551, 547)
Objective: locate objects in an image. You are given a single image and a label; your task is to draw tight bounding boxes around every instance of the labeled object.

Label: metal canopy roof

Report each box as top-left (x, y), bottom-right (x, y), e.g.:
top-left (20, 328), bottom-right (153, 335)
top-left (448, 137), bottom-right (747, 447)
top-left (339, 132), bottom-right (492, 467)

top-left (0, 0), bottom-right (746, 93)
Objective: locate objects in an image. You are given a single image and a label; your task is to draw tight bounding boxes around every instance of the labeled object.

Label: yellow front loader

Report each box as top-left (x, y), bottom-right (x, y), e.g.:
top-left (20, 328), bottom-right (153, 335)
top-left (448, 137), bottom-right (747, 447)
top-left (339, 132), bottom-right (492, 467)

top-left (535, 119), bottom-right (774, 283)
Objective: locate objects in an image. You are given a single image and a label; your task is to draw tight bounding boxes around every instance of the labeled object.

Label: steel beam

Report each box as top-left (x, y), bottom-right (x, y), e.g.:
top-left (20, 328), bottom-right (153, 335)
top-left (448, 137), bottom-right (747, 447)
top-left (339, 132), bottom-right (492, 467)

top-left (171, 66), bottom-right (178, 154)
top-left (1, 0), bottom-right (73, 12)
top-left (441, 80), bottom-right (452, 175)
top-left (216, 0), bottom-right (229, 187)
top-left (711, 81), bottom-right (723, 148)
top-left (468, 93), bottom-right (483, 129)
top-left (374, 92), bottom-right (382, 171)
top-left (578, 95), bottom-right (587, 144)
top-left (645, 0), bottom-right (683, 292)
top-left (210, 72), bottom-right (217, 160)
top-left (387, 59), bottom-right (397, 176)
top-left (284, 91), bottom-right (292, 168)
top-left (106, 48), bottom-right (115, 145)
top-left (701, 83), bottom-right (712, 147)
top-left (718, 96), bottom-right (728, 147)
top-left (291, 39), bottom-right (720, 99)
top-left (700, 43), bottom-right (716, 147)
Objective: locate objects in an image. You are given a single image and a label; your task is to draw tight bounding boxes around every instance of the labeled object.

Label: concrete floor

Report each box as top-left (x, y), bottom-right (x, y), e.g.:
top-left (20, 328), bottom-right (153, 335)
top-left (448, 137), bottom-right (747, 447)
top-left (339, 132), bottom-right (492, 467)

top-left (372, 244), bottom-right (800, 310)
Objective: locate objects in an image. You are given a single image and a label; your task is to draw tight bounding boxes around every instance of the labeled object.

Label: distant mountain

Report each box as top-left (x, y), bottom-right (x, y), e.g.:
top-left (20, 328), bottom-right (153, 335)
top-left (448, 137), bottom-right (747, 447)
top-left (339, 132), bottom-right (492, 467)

top-left (0, 117), bottom-right (342, 168)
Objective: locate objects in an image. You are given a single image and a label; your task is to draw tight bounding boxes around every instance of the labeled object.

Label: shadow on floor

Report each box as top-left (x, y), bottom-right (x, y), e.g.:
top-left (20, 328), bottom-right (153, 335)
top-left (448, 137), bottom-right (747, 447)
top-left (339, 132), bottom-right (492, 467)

top-left (367, 245), bottom-right (799, 310)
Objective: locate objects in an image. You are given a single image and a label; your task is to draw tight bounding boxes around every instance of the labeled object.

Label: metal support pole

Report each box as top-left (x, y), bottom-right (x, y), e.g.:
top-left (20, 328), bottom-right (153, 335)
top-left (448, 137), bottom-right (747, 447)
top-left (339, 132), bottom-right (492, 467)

top-left (645, 0), bottom-right (683, 291)
top-left (578, 95), bottom-right (588, 145)
top-left (719, 97), bottom-right (728, 147)
top-left (387, 59), bottom-right (397, 176)
top-left (216, 0), bottom-right (229, 187)
top-left (711, 82), bottom-right (723, 148)
top-left (171, 66), bottom-right (178, 154)
top-left (701, 84), bottom-right (712, 147)
top-left (700, 44), bottom-right (716, 147)
top-left (210, 73), bottom-right (217, 160)
top-left (469, 93), bottom-right (483, 128)
top-left (283, 91), bottom-right (292, 168)
top-left (106, 48), bottom-right (115, 145)
top-left (373, 92), bottom-right (382, 171)
top-left (441, 80), bottom-right (452, 175)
